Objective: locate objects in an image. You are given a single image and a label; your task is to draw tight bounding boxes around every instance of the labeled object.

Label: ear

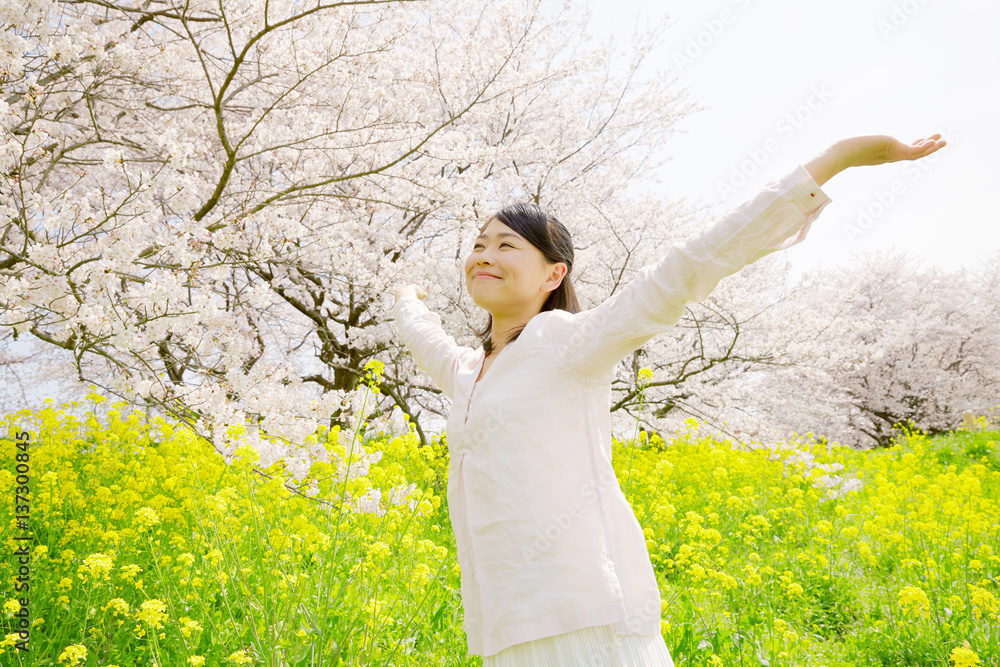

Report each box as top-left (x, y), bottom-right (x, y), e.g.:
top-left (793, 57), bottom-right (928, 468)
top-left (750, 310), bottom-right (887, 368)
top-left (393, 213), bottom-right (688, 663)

top-left (544, 262), bottom-right (568, 292)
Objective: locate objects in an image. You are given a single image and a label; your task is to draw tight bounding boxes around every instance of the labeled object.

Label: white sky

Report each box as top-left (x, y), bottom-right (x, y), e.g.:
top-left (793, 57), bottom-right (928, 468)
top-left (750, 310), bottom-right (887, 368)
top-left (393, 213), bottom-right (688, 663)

top-left (581, 0), bottom-right (999, 281)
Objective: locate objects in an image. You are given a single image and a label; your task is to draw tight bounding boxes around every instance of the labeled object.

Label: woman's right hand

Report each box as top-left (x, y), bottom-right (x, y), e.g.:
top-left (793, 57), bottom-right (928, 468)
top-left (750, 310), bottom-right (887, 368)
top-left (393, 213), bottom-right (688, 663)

top-left (394, 284), bottom-right (426, 304)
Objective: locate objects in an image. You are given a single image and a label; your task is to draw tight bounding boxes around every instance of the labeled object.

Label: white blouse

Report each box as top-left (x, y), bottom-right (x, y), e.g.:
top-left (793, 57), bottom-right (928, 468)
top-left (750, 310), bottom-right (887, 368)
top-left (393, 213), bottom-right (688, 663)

top-left (391, 164), bottom-right (832, 657)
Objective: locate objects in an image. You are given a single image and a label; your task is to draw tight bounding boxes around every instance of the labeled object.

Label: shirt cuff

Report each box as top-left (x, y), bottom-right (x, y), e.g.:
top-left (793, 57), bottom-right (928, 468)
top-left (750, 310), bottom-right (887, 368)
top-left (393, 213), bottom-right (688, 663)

top-left (392, 291), bottom-right (422, 316)
top-left (766, 163), bottom-right (833, 251)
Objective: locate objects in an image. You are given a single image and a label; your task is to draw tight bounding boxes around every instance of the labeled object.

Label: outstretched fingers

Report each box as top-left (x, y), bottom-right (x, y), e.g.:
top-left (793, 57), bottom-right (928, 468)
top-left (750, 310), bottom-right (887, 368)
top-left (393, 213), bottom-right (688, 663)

top-left (910, 134), bottom-right (947, 159)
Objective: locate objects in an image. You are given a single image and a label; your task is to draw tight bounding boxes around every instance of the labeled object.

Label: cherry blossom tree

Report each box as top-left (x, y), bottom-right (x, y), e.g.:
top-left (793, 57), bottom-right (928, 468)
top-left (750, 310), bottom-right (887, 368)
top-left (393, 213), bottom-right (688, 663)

top-left (744, 249), bottom-right (1000, 448)
top-left (2, 0), bottom-right (712, 464)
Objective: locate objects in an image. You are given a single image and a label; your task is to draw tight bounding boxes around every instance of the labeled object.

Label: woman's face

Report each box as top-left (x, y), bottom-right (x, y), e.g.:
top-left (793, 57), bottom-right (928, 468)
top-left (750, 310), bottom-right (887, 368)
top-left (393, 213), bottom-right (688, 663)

top-left (463, 217), bottom-right (566, 317)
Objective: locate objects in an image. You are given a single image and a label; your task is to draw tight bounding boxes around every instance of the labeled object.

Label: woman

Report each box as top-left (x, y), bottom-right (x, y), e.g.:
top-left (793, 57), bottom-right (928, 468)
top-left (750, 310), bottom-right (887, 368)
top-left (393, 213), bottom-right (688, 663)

top-left (392, 134), bottom-right (946, 666)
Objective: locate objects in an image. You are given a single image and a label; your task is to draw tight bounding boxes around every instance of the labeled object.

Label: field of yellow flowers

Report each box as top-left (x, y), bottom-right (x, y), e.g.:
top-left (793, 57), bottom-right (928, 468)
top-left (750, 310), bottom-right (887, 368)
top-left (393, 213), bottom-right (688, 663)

top-left (1, 364), bottom-right (998, 666)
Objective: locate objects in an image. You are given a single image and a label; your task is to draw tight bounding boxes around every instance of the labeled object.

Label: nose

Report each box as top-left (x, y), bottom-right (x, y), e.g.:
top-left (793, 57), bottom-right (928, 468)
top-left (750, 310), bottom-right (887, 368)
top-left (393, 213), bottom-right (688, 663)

top-left (473, 249), bottom-right (496, 269)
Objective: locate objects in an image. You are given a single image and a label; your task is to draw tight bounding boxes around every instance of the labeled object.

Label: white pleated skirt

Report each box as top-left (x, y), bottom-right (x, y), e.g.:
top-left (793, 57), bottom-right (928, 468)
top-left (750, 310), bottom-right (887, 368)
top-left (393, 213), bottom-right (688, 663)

top-left (481, 623), bottom-right (676, 667)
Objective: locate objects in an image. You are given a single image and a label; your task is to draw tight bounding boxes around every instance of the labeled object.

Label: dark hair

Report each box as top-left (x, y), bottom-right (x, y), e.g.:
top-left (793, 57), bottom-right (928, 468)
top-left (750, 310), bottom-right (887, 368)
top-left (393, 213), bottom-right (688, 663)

top-left (474, 202), bottom-right (581, 355)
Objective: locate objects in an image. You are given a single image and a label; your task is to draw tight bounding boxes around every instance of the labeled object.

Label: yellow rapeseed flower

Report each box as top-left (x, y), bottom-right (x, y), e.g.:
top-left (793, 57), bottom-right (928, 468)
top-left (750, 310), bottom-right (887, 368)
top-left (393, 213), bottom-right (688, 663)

top-left (368, 540), bottom-right (392, 560)
top-left (79, 553), bottom-right (115, 582)
top-left (180, 617), bottom-right (203, 638)
top-left (120, 564), bottom-right (142, 580)
top-left (948, 645), bottom-right (982, 667)
top-left (134, 507), bottom-right (161, 528)
top-left (412, 563), bottom-right (432, 586)
top-left (135, 599), bottom-right (168, 628)
top-left (898, 585), bottom-right (931, 618)
top-left (103, 598), bottom-right (130, 616)
top-left (225, 649), bottom-right (254, 665)
top-left (970, 586), bottom-right (999, 620)
top-left (364, 359), bottom-right (385, 389)
top-left (233, 443), bottom-right (260, 466)
top-left (57, 644), bottom-right (87, 666)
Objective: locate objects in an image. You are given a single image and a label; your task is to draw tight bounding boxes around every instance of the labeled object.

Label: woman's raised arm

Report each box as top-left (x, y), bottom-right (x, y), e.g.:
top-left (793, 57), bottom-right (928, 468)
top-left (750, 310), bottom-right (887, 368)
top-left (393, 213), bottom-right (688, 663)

top-left (392, 285), bottom-right (470, 400)
top-left (804, 133), bottom-right (947, 185)
top-left (555, 133), bottom-right (947, 379)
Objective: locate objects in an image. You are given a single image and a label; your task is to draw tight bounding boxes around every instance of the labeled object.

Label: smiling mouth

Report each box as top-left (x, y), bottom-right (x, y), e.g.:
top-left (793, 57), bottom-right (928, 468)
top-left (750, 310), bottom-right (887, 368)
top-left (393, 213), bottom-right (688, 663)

top-left (474, 274), bottom-right (501, 280)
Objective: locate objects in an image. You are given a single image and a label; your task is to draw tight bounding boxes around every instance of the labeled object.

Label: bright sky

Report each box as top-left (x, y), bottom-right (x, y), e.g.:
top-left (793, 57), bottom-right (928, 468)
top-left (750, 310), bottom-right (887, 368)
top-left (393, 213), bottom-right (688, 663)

top-left (581, 0), bottom-right (999, 281)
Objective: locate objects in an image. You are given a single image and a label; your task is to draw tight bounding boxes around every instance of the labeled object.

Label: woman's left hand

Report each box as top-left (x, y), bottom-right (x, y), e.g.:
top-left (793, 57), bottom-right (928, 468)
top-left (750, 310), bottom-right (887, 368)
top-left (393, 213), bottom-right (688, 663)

top-left (839, 133), bottom-right (947, 168)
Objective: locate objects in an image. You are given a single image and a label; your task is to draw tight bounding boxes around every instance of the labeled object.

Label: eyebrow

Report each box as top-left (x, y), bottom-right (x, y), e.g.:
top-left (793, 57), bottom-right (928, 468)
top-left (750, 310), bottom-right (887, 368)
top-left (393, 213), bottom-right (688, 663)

top-left (475, 232), bottom-right (520, 241)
